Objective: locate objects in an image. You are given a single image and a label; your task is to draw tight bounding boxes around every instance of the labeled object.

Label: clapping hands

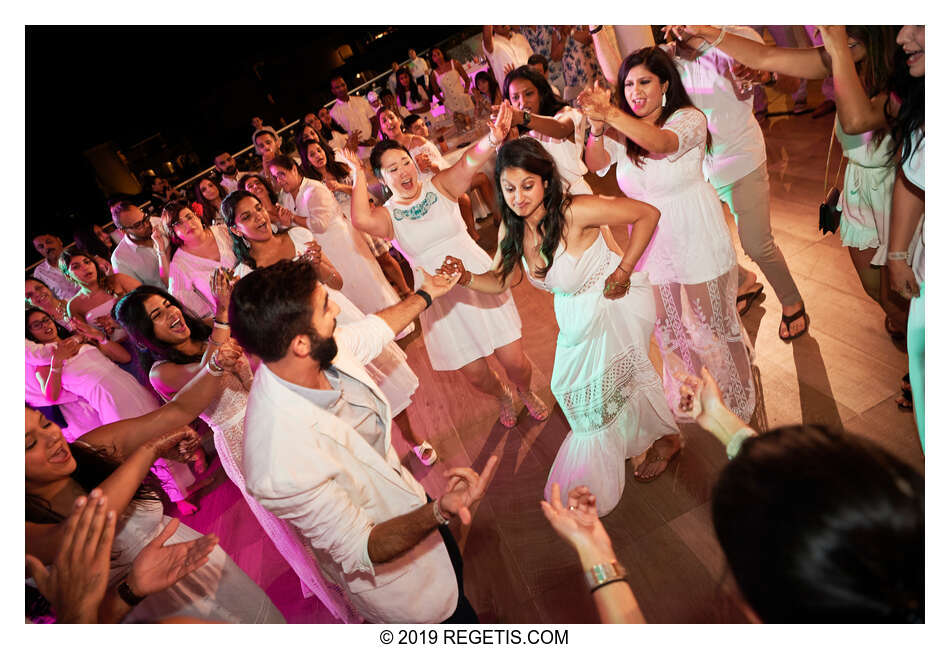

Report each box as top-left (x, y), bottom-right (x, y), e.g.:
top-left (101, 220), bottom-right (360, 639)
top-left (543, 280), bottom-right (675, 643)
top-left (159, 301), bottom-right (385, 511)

top-left (575, 81), bottom-right (613, 127)
top-left (126, 518), bottom-right (218, 599)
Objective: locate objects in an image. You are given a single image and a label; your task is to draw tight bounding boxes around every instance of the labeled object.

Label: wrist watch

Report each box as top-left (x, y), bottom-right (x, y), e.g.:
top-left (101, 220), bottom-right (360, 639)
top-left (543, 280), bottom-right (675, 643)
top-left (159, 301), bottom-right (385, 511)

top-left (117, 580), bottom-right (146, 607)
top-left (584, 560), bottom-right (627, 592)
top-left (522, 110), bottom-right (532, 126)
top-left (433, 498), bottom-right (451, 526)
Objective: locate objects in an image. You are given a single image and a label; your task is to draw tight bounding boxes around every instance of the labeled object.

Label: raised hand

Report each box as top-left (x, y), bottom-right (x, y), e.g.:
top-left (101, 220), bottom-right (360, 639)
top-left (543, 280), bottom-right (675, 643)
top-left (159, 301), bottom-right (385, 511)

top-left (417, 266), bottom-right (461, 300)
top-left (344, 131), bottom-right (360, 152)
top-left (275, 205), bottom-right (296, 229)
top-left (127, 518), bottom-right (218, 598)
top-left (214, 337), bottom-right (247, 374)
top-left (576, 80), bottom-right (613, 125)
top-left (52, 335), bottom-right (83, 364)
top-left (663, 25), bottom-right (711, 43)
top-left (488, 100), bottom-right (514, 145)
top-left (92, 315), bottom-right (119, 339)
top-left (151, 227), bottom-right (169, 254)
top-left (415, 152), bottom-right (433, 174)
top-left (340, 146), bottom-right (362, 173)
top-left (540, 484), bottom-right (614, 558)
top-left (816, 25), bottom-right (849, 54)
top-left (26, 490), bottom-right (116, 623)
top-left (438, 456), bottom-right (499, 525)
top-left (301, 240), bottom-right (324, 267)
top-left (211, 267), bottom-right (236, 314)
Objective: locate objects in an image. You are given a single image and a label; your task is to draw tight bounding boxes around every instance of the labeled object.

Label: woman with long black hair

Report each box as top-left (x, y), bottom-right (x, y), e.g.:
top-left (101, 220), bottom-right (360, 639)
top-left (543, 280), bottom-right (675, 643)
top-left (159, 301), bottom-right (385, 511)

top-left (580, 46), bottom-right (756, 424)
top-left (440, 138), bottom-right (679, 514)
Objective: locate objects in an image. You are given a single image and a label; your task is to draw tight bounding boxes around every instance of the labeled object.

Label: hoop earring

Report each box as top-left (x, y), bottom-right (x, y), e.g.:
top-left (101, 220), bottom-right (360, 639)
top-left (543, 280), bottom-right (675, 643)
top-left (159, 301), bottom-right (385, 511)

top-left (661, 92), bottom-right (667, 108)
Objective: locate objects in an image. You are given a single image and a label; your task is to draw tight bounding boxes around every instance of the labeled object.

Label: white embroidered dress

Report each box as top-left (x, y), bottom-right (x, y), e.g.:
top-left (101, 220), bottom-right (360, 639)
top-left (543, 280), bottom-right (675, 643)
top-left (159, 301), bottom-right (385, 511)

top-left (598, 108), bottom-right (755, 421)
top-left (524, 233), bottom-right (680, 516)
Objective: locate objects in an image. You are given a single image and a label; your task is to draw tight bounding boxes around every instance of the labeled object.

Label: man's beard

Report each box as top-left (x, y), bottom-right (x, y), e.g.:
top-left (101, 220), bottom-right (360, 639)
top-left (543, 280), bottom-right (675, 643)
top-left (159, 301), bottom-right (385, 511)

top-left (308, 329), bottom-right (338, 370)
top-left (127, 227), bottom-right (152, 243)
top-left (221, 165), bottom-right (237, 177)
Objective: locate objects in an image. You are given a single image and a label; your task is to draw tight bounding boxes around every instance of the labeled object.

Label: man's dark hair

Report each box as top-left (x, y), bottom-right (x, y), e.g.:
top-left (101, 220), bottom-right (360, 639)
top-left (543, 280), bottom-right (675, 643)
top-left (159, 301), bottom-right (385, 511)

top-left (229, 259), bottom-right (319, 362)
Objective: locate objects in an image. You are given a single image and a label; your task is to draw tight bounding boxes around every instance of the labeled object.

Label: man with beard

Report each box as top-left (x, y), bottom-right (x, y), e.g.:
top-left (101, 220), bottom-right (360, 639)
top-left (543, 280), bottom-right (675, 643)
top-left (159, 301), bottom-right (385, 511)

top-left (230, 259), bottom-right (496, 623)
top-left (109, 201), bottom-right (168, 288)
top-left (31, 234), bottom-right (79, 299)
top-left (213, 152), bottom-right (246, 194)
top-left (328, 75), bottom-right (379, 162)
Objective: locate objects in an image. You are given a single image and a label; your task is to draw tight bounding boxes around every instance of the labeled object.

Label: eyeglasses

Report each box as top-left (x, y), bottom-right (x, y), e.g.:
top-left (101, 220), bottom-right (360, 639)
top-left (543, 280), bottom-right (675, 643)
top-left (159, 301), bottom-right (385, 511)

top-left (120, 215), bottom-right (150, 231)
top-left (848, 41), bottom-right (860, 49)
top-left (28, 315), bottom-right (54, 332)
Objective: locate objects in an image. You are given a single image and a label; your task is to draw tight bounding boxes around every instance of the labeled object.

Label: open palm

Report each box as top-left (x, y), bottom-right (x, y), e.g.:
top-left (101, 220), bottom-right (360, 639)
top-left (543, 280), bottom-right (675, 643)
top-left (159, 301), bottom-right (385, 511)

top-left (128, 518), bottom-right (218, 596)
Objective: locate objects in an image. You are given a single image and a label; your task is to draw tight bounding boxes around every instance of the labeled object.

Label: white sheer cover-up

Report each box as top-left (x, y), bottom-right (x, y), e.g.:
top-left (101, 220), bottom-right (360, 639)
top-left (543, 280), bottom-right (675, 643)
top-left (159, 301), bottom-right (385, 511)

top-left (524, 234), bottom-right (680, 516)
top-left (599, 108), bottom-right (755, 421)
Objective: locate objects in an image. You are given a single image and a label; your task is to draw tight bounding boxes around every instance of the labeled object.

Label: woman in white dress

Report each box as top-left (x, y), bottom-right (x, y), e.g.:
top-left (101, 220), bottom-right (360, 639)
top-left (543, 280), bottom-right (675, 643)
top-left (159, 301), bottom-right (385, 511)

top-left (429, 47), bottom-right (475, 130)
top-left (61, 249), bottom-right (140, 343)
top-left (222, 191), bottom-right (434, 463)
top-left (503, 65), bottom-right (593, 196)
top-left (441, 138), bottom-right (681, 514)
top-left (395, 67), bottom-right (432, 123)
top-left (347, 104), bottom-right (549, 428)
top-left (26, 277), bottom-right (72, 329)
top-left (377, 107), bottom-right (483, 241)
top-left (238, 173), bottom-right (296, 232)
top-left (580, 47), bottom-right (756, 423)
top-left (298, 137), bottom-right (413, 298)
top-left (25, 398), bottom-right (285, 623)
top-left (193, 177), bottom-right (228, 227)
top-left (115, 281), bottom-right (363, 621)
top-left (27, 306), bottom-right (199, 507)
top-left (265, 154), bottom-right (407, 322)
top-left (161, 200), bottom-right (238, 322)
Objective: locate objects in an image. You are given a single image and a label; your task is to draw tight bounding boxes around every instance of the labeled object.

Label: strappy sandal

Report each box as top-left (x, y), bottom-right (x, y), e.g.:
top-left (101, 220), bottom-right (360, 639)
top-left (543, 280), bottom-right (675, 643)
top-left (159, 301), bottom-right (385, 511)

top-left (634, 436), bottom-right (683, 483)
top-left (517, 388), bottom-right (550, 421)
top-left (498, 385), bottom-right (518, 428)
top-left (779, 307), bottom-right (810, 342)
top-left (737, 283), bottom-right (765, 316)
top-left (412, 441), bottom-right (439, 466)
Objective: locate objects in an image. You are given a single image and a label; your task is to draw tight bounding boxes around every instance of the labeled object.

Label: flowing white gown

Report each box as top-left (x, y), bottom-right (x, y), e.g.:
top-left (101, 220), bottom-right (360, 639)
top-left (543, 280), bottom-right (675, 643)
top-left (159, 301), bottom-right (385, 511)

top-left (524, 234), bottom-right (680, 516)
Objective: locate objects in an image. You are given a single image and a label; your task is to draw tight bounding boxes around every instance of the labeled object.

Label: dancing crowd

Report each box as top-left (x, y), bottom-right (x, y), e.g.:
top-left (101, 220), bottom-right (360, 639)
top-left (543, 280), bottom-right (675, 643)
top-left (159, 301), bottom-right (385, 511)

top-left (25, 24), bottom-right (924, 624)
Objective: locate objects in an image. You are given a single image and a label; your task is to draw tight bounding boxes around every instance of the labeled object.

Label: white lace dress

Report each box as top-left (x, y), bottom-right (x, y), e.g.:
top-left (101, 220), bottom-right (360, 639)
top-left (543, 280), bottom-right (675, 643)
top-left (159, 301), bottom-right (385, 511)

top-left (598, 108), bottom-right (755, 422)
top-left (524, 234), bottom-right (679, 516)
top-left (384, 177), bottom-right (523, 370)
top-left (109, 499), bottom-right (285, 623)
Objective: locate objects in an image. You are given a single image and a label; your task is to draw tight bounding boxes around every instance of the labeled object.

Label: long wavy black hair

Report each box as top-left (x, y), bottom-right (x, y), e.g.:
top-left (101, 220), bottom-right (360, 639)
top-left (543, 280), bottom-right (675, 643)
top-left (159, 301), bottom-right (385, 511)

top-left (502, 65), bottom-right (571, 135)
top-left (299, 138), bottom-right (350, 184)
top-left (887, 28), bottom-right (924, 167)
top-left (494, 138), bottom-right (570, 281)
top-left (616, 46), bottom-right (710, 168)
top-left (114, 284), bottom-right (212, 375)
top-left (396, 67), bottom-right (425, 107)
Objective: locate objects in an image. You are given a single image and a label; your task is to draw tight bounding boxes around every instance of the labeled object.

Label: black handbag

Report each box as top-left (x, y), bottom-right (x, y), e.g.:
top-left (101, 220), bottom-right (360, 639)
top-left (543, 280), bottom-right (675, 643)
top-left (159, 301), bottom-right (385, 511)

top-left (819, 127), bottom-right (845, 235)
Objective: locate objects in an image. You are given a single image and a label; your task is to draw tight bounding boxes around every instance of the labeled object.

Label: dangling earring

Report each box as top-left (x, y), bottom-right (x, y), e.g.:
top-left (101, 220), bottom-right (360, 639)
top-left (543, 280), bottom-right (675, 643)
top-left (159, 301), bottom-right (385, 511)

top-left (661, 92), bottom-right (667, 108)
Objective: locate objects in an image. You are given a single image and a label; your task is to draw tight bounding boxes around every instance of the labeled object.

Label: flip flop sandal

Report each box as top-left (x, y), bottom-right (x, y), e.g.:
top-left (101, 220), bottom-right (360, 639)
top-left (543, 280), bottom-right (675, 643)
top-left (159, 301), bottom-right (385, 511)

top-left (737, 283), bottom-right (765, 316)
top-left (518, 388), bottom-right (550, 421)
top-left (634, 441), bottom-right (682, 483)
top-left (412, 441), bottom-right (439, 466)
top-left (779, 307), bottom-right (810, 342)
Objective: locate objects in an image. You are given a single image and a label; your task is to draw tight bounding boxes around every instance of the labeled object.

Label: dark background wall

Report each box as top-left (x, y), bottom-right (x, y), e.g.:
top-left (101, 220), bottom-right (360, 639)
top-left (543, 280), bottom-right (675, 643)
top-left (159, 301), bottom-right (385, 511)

top-left (26, 25), bottom-right (474, 263)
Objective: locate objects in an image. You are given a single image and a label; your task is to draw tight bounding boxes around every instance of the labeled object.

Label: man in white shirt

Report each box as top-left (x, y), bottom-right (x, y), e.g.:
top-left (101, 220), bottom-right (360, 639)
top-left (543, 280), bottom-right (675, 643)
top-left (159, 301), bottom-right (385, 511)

top-left (328, 75), bottom-right (379, 161)
top-left (213, 152), bottom-right (246, 194)
top-left (386, 61), bottom-right (400, 94)
top-left (109, 201), bottom-right (166, 288)
top-left (230, 259), bottom-right (496, 623)
top-left (482, 25), bottom-right (532, 87)
top-left (31, 234), bottom-right (79, 300)
top-left (406, 49), bottom-right (430, 88)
